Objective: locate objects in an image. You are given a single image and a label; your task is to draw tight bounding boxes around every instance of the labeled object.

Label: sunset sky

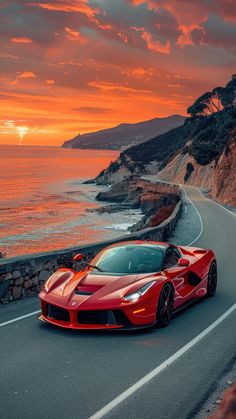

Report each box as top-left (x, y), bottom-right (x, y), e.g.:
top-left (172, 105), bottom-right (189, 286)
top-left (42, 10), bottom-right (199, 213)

top-left (0, 0), bottom-right (235, 146)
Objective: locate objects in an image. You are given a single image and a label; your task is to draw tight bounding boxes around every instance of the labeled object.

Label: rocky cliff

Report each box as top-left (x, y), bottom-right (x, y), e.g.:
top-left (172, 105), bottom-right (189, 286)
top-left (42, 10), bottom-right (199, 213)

top-left (96, 177), bottom-right (180, 231)
top-left (95, 76), bottom-right (236, 207)
top-left (95, 122), bottom-right (192, 184)
top-left (159, 135), bottom-right (236, 206)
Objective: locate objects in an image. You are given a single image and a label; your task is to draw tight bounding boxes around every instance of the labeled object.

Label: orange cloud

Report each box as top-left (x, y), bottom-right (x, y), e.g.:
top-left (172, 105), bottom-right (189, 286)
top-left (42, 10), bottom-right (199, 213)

top-left (117, 31), bottom-right (129, 44)
top-left (168, 83), bottom-right (182, 88)
top-left (177, 25), bottom-right (204, 47)
top-left (10, 72), bottom-right (36, 85)
top-left (131, 26), bottom-right (171, 54)
top-left (141, 31), bottom-right (171, 54)
top-left (87, 14), bottom-right (113, 31)
top-left (96, 22), bottom-right (113, 31)
top-left (18, 72), bottom-right (36, 79)
top-left (64, 27), bottom-right (87, 43)
top-left (58, 60), bottom-right (82, 67)
top-left (46, 79), bottom-right (55, 84)
top-left (11, 36), bottom-right (33, 44)
top-left (0, 52), bottom-right (19, 59)
top-left (122, 67), bottom-right (157, 80)
top-left (131, 0), bottom-right (156, 7)
top-left (88, 81), bottom-right (152, 94)
top-left (27, 1), bottom-right (99, 17)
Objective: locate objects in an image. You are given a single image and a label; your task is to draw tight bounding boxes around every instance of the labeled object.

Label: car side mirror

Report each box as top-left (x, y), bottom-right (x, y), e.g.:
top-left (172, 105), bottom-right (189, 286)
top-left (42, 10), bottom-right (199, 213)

top-left (73, 253), bottom-right (84, 262)
top-left (178, 258), bottom-right (190, 267)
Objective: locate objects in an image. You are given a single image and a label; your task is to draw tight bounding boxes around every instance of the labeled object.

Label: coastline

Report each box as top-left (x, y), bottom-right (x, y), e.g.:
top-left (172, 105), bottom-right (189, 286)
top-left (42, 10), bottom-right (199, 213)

top-left (0, 200), bottom-right (182, 303)
top-left (0, 175), bottom-right (201, 303)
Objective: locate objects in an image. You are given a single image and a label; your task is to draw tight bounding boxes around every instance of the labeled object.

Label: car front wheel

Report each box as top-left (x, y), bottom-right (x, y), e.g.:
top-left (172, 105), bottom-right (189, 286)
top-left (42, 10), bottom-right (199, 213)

top-left (156, 283), bottom-right (174, 328)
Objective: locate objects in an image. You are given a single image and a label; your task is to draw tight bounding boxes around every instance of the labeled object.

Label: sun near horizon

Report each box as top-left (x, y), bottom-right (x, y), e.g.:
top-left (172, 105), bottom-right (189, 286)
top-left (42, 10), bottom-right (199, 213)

top-left (0, 0), bottom-right (235, 146)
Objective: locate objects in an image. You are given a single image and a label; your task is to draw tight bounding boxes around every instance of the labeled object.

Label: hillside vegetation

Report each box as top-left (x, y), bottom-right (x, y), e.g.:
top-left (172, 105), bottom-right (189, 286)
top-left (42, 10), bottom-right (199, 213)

top-left (121, 76), bottom-right (236, 168)
top-left (95, 75), bottom-right (236, 206)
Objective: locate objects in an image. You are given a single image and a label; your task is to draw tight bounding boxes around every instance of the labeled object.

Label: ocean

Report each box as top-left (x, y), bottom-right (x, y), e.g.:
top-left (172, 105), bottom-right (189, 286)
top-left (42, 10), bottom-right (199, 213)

top-left (0, 145), bottom-right (142, 258)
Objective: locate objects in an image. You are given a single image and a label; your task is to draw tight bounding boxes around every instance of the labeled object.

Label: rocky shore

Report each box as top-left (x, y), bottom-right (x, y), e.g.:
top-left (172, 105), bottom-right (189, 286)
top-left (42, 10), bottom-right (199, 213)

top-left (91, 176), bottom-right (180, 232)
top-left (195, 360), bottom-right (236, 419)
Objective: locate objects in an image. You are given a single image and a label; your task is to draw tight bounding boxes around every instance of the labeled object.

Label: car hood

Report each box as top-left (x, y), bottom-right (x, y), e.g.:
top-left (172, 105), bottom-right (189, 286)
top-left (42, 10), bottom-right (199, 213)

top-left (43, 269), bottom-right (163, 309)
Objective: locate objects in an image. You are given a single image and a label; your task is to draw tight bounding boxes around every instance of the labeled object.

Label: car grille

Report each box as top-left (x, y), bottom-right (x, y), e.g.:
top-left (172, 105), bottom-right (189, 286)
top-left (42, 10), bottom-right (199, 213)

top-left (47, 304), bottom-right (70, 322)
top-left (77, 310), bottom-right (130, 326)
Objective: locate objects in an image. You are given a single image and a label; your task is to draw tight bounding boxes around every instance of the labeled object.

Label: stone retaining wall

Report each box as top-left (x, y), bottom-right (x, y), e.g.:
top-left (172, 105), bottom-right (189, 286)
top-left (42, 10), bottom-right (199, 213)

top-left (0, 201), bottom-right (181, 303)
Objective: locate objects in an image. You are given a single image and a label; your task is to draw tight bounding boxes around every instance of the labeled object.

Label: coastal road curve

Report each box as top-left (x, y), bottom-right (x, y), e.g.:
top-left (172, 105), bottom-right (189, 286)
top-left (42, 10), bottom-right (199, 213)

top-left (1, 186), bottom-right (236, 419)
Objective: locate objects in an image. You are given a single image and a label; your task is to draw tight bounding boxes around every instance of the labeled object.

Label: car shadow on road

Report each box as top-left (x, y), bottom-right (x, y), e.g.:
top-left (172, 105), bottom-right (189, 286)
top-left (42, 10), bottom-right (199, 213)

top-left (37, 320), bottom-right (154, 338)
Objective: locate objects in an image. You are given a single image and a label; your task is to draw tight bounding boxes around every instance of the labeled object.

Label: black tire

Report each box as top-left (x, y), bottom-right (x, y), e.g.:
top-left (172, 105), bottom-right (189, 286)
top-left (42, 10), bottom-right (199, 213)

top-left (156, 283), bottom-right (174, 328)
top-left (207, 260), bottom-right (217, 297)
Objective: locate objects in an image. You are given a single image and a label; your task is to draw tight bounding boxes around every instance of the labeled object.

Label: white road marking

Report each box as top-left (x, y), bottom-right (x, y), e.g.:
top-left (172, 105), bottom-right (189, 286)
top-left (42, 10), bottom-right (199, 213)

top-left (89, 302), bottom-right (236, 419)
top-left (198, 189), bottom-right (236, 217)
top-left (0, 310), bottom-right (41, 327)
top-left (147, 176), bottom-right (236, 218)
top-left (0, 179), bottom-right (234, 419)
top-left (181, 187), bottom-right (204, 246)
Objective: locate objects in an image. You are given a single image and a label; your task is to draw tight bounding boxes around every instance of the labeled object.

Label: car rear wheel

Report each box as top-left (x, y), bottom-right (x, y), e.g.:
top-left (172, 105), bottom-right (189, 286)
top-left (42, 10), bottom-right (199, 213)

top-left (207, 260), bottom-right (217, 297)
top-left (156, 283), bottom-right (174, 328)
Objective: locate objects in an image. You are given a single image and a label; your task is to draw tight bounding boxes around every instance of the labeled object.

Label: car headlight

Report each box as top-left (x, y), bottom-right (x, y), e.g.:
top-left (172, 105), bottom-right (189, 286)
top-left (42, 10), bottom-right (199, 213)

top-left (123, 281), bottom-right (156, 302)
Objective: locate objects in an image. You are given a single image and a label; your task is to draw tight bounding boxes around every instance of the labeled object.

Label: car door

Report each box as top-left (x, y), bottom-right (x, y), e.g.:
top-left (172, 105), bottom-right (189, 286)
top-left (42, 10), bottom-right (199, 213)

top-left (163, 247), bottom-right (190, 308)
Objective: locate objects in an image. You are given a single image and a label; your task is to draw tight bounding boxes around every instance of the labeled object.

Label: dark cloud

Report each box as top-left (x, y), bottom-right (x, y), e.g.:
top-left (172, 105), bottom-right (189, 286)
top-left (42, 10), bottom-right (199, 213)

top-left (201, 14), bottom-right (236, 51)
top-left (128, 0), bottom-right (236, 24)
top-left (0, 2), bottom-right (56, 45)
top-left (190, 27), bottom-right (205, 45)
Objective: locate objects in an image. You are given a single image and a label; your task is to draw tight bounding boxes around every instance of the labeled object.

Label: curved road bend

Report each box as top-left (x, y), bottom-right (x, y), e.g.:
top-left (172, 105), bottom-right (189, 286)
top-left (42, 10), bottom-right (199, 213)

top-left (0, 186), bottom-right (236, 419)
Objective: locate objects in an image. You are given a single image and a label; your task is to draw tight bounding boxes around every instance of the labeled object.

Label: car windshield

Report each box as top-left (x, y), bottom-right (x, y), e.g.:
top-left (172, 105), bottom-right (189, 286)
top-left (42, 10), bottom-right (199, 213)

top-left (90, 245), bottom-right (164, 274)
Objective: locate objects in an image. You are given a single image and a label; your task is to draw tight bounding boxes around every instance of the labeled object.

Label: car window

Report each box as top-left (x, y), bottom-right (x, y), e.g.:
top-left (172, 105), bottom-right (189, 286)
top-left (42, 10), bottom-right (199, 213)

top-left (91, 245), bottom-right (164, 274)
top-left (163, 247), bottom-right (180, 269)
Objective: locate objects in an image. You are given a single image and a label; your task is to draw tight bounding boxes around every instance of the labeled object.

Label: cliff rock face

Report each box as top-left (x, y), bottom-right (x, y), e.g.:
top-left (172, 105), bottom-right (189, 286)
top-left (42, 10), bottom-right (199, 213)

top-left (95, 115), bottom-right (235, 207)
top-left (95, 154), bottom-right (139, 185)
top-left (96, 177), bottom-right (180, 231)
top-left (96, 177), bottom-right (179, 205)
top-left (159, 137), bottom-right (236, 206)
top-left (95, 122), bottom-right (191, 184)
top-left (210, 382), bottom-right (236, 419)
top-left (211, 140), bottom-right (236, 206)
top-left (94, 76), bottom-right (236, 207)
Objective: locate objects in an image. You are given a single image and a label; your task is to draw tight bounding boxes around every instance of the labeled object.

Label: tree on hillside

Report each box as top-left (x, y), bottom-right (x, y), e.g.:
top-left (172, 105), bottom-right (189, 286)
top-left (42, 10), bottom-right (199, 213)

top-left (187, 75), bottom-right (236, 118)
top-left (187, 91), bottom-right (223, 117)
top-left (221, 74), bottom-right (236, 107)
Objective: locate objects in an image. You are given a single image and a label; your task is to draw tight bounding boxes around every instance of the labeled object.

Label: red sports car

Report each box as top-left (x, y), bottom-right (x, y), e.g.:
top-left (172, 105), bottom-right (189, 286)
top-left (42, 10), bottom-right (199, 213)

top-left (38, 241), bottom-right (217, 330)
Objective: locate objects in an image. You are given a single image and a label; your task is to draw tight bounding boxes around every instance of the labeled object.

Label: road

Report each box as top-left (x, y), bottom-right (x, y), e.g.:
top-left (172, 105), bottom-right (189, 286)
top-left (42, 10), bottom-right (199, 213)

top-left (1, 186), bottom-right (236, 419)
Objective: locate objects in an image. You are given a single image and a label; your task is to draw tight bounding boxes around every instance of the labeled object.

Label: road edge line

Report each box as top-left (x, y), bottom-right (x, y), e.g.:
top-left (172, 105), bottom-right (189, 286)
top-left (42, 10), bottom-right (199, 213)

top-left (88, 302), bottom-right (236, 419)
top-left (181, 187), bottom-right (204, 246)
top-left (0, 310), bottom-right (41, 327)
top-left (198, 189), bottom-right (236, 217)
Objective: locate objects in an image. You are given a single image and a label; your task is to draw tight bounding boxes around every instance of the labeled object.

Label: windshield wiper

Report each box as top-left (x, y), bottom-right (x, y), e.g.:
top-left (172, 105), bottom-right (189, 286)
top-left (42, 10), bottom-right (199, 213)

top-left (87, 264), bottom-right (104, 272)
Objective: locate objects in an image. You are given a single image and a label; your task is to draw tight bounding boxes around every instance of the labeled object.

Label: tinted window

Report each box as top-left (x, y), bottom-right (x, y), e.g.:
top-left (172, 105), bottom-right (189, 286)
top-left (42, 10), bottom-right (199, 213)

top-left (163, 247), bottom-right (180, 269)
top-left (91, 245), bottom-right (164, 274)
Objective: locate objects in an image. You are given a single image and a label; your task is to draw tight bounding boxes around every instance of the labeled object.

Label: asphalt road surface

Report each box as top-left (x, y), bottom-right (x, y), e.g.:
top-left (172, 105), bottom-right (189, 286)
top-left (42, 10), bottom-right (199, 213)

top-left (1, 186), bottom-right (236, 419)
